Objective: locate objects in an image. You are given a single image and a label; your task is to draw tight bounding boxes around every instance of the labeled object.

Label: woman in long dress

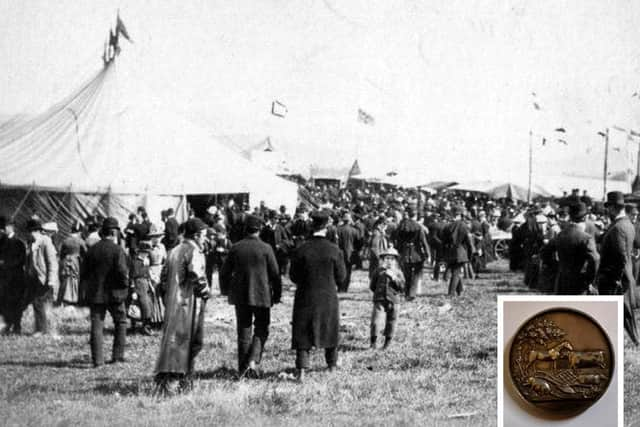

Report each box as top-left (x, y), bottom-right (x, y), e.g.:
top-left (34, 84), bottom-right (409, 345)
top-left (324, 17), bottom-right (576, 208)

top-left (148, 229), bottom-right (167, 327)
top-left (57, 223), bottom-right (87, 305)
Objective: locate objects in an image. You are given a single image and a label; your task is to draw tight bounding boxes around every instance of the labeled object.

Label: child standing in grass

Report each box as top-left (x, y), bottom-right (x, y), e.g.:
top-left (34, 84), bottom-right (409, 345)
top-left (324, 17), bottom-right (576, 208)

top-left (369, 247), bottom-right (405, 350)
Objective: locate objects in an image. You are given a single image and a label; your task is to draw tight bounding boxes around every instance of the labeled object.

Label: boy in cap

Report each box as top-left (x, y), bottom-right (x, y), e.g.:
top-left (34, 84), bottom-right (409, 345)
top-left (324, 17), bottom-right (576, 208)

top-left (369, 247), bottom-right (405, 349)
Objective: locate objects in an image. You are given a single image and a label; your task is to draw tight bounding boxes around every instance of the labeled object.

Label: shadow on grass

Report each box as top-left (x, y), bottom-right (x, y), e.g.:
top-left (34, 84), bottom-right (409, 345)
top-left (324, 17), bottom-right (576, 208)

top-left (339, 343), bottom-right (369, 352)
top-left (94, 379), bottom-right (145, 396)
top-left (0, 357), bottom-right (92, 369)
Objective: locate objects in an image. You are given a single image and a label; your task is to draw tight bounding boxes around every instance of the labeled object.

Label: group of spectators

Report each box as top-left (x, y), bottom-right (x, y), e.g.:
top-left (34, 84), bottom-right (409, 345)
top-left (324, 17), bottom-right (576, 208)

top-left (2, 181), bottom-right (638, 394)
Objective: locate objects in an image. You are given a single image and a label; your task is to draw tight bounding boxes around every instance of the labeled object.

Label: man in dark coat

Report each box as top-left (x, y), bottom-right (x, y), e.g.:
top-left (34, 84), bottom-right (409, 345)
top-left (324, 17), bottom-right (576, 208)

top-left (0, 218), bottom-right (26, 334)
top-left (290, 210), bottom-right (347, 380)
top-left (393, 206), bottom-right (430, 300)
top-left (542, 202), bottom-right (599, 295)
top-left (163, 208), bottom-right (179, 251)
top-left (221, 215), bottom-right (281, 377)
top-left (336, 212), bottom-right (361, 292)
top-left (81, 217), bottom-right (130, 367)
top-left (425, 213), bottom-right (446, 281)
top-left (441, 207), bottom-right (475, 296)
top-left (289, 207), bottom-right (312, 248)
top-left (597, 191), bottom-right (639, 345)
top-left (259, 210), bottom-right (293, 278)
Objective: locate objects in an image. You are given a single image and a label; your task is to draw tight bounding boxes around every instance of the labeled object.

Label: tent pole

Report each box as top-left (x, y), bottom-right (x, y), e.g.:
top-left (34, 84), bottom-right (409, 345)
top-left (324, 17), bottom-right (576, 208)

top-left (603, 128), bottom-right (609, 200)
top-left (11, 182), bottom-right (35, 221)
top-left (527, 130), bottom-right (532, 203)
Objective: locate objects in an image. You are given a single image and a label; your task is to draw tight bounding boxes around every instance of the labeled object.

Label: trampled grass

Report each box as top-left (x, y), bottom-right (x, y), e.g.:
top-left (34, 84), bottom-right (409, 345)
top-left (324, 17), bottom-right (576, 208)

top-left (0, 261), bottom-right (637, 426)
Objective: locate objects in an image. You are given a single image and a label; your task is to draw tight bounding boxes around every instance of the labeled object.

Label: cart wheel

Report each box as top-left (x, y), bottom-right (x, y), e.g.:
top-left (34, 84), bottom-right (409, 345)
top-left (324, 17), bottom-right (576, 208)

top-left (494, 239), bottom-right (509, 259)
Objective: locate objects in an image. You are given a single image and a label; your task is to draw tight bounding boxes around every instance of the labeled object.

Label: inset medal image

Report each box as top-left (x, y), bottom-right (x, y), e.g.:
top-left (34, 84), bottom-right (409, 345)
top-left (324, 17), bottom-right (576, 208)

top-left (508, 308), bottom-right (614, 416)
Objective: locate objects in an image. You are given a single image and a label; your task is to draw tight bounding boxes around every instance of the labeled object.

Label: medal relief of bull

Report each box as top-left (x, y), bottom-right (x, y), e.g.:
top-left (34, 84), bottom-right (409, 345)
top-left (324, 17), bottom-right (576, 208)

top-left (567, 350), bottom-right (606, 370)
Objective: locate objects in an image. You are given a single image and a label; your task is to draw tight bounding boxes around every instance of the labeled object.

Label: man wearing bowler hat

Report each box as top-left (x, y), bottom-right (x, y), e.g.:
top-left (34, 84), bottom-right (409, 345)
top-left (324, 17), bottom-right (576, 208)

top-left (542, 202), bottom-right (599, 295)
top-left (81, 217), bottom-right (130, 366)
top-left (221, 214), bottom-right (281, 378)
top-left (290, 210), bottom-right (346, 380)
top-left (597, 191), bottom-right (639, 345)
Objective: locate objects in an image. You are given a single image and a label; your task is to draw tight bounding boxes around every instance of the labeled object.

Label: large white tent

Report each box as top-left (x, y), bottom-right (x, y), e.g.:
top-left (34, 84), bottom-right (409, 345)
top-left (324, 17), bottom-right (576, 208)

top-left (0, 47), bottom-right (298, 231)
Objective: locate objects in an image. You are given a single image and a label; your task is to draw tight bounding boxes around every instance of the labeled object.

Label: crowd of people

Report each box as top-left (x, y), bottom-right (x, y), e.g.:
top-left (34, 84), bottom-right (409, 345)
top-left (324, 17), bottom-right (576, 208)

top-left (0, 182), bottom-right (637, 394)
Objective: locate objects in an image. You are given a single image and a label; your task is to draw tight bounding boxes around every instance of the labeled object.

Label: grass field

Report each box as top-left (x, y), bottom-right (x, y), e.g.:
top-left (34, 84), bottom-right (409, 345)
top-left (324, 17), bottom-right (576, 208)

top-left (0, 261), bottom-right (638, 426)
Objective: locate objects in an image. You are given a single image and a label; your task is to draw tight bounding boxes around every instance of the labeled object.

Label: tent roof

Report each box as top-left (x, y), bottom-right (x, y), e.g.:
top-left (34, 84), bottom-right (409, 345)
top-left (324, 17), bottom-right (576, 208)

top-left (0, 51), bottom-right (297, 208)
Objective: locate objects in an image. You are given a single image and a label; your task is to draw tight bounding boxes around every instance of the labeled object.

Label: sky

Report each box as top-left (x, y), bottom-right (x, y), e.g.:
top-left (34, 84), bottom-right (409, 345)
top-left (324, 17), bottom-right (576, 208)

top-left (2, 0), bottom-right (640, 185)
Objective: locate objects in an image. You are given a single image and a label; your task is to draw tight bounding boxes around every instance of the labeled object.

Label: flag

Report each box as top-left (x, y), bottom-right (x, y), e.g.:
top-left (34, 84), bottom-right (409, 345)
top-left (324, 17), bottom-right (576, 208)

top-left (532, 102), bottom-right (541, 110)
top-left (271, 100), bottom-right (287, 118)
top-left (541, 138), bottom-right (546, 146)
top-left (348, 159), bottom-right (361, 177)
top-left (357, 108), bottom-right (375, 125)
top-left (554, 127), bottom-right (566, 133)
top-left (558, 139), bottom-right (568, 145)
top-left (116, 13), bottom-right (132, 42)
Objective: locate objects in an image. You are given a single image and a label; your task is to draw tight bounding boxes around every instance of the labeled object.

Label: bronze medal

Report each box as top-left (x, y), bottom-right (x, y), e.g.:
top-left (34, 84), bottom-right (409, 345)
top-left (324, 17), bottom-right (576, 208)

top-left (508, 308), bottom-right (614, 416)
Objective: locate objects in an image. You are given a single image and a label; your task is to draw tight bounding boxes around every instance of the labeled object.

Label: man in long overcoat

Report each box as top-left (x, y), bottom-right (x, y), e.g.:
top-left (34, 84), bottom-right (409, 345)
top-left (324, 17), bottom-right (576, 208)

top-left (394, 206), bottom-right (430, 300)
top-left (441, 207), bottom-right (475, 297)
top-left (81, 217), bottom-right (129, 366)
top-left (597, 191), bottom-right (639, 345)
top-left (155, 218), bottom-right (210, 393)
top-left (221, 215), bottom-right (281, 377)
top-left (290, 210), bottom-right (346, 380)
top-left (542, 202), bottom-right (599, 295)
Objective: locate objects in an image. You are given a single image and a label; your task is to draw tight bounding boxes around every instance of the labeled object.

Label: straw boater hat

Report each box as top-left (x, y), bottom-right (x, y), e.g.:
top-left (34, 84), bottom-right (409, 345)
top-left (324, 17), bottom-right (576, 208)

top-left (42, 222), bottom-right (58, 233)
top-left (379, 247), bottom-right (399, 258)
top-left (146, 223), bottom-right (164, 238)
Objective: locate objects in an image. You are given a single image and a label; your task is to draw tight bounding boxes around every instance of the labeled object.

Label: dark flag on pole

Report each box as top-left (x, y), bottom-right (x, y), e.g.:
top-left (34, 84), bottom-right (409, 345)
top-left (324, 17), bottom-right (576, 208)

top-left (357, 108), bottom-right (375, 125)
top-left (348, 159), bottom-right (361, 177)
top-left (116, 13), bottom-right (132, 42)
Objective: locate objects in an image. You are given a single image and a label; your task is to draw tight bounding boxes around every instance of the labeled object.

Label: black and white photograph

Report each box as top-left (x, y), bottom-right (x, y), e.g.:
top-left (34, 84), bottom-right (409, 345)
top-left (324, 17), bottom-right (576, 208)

top-left (1, 1), bottom-right (640, 426)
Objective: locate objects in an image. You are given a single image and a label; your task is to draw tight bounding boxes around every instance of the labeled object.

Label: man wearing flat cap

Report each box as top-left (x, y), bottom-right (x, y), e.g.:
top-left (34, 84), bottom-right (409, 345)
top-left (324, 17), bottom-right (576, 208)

top-left (393, 206), bottom-right (430, 300)
top-left (81, 217), bottom-right (130, 366)
top-left (155, 217), bottom-right (210, 394)
top-left (542, 202), bottom-right (599, 295)
top-left (23, 218), bottom-right (58, 336)
top-left (290, 210), bottom-right (346, 380)
top-left (221, 214), bottom-right (281, 378)
top-left (597, 191), bottom-right (639, 345)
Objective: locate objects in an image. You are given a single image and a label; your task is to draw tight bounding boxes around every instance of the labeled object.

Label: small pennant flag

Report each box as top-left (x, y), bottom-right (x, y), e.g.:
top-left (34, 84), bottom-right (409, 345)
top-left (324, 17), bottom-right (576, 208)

top-left (357, 108), bottom-right (375, 125)
top-left (532, 102), bottom-right (541, 110)
top-left (271, 100), bottom-right (287, 118)
top-left (554, 127), bottom-right (566, 133)
top-left (541, 138), bottom-right (547, 146)
top-left (558, 139), bottom-right (568, 145)
top-left (348, 159), bottom-right (361, 177)
top-left (116, 13), bottom-right (132, 42)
